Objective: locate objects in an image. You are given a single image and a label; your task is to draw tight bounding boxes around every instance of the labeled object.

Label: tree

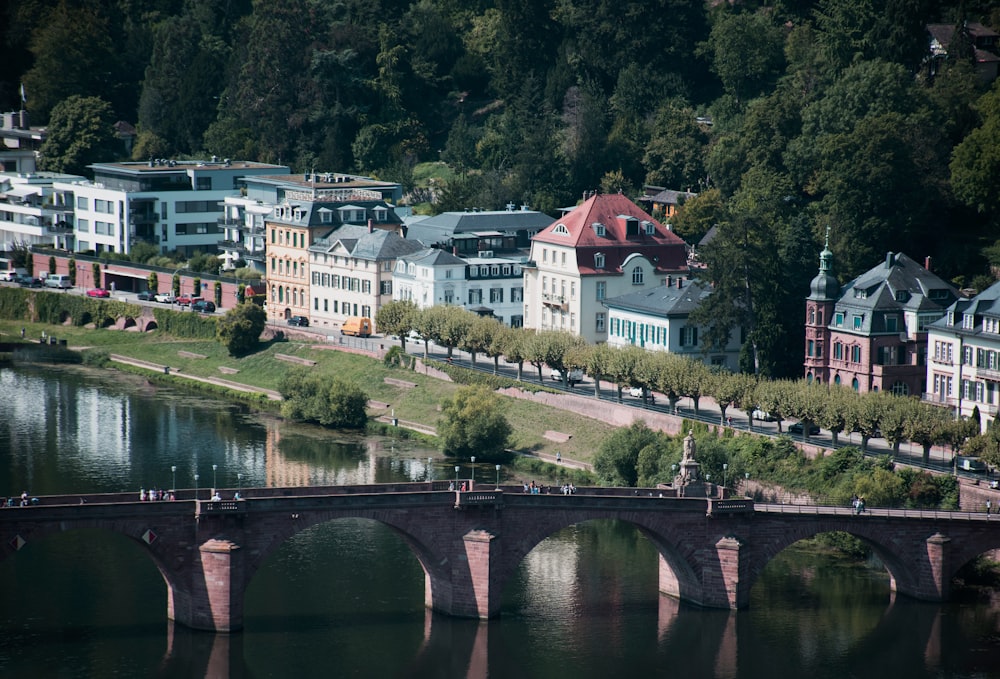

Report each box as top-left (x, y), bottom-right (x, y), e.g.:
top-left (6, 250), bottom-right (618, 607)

top-left (700, 9), bottom-right (785, 105)
top-left (951, 84), bottom-right (1000, 216)
top-left (279, 370), bottom-right (368, 428)
top-left (438, 385), bottom-right (512, 461)
top-left (375, 300), bottom-right (417, 351)
top-left (38, 96), bottom-right (119, 176)
top-left (593, 421), bottom-right (660, 486)
top-left (216, 303), bottom-right (266, 357)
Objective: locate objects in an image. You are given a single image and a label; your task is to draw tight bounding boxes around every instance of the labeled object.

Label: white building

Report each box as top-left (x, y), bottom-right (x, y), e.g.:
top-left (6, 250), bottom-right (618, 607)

top-left (393, 248), bottom-right (468, 308)
top-left (218, 195), bottom-right (275, 273)
top-left (53, 159), bottom-right (288, 256)
top-left (309, 224), bottom-right (423, 331)
top-left (463, 254), bottom-right (525, 326)
top-left (603, 277), bottom-right (743, 370)
top-left (925, 280), bottom-right (1000, 431)
top-left (524, 192), bottom-right (689, 343)
top-left (0, 172), bottom-right (82, 250)
top-left (0, 110), bottom-right (43, 175)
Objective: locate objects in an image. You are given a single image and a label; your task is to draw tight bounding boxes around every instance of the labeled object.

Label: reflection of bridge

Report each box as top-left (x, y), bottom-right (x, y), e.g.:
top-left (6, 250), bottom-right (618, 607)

top-left (1, 482), bottom-right (998, 632)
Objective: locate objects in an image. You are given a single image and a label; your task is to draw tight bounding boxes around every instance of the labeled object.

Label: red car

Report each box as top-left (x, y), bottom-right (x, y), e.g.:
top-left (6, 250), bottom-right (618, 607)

top-left (176, 294), bottom-right (203, 306)
top-left (86, 288), bottom-right (111, 298)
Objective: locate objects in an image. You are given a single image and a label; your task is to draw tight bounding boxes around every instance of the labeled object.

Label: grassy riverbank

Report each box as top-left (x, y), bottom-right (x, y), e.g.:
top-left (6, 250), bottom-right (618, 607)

top-left (0, 322), bottom-right (615, 465)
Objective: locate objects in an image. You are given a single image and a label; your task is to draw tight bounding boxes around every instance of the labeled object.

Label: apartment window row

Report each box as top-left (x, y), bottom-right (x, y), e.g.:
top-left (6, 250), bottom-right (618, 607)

top-left (832, 342), bottom-right (862, 363)
top-left (175, 222), bottom-right (217, 235)
top-left (608, 317), bottom-right (684, 348)
top-left (962, 378), bottom-right (996, 406)
top-left (933, 340), bottom-right (954, 363)
top-left (310, 272), bottom-right (370, 293)
top-left (175, 200), bottom-right (218, 213)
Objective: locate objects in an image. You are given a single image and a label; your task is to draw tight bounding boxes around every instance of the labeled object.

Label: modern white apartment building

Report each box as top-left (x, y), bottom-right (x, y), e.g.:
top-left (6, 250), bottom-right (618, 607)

top-left (53, 159), bottom-right (288, 256)
top-left (925, 280), bottom-right (1000, 431)
top-left (0, 171), bottom-right (82, 251)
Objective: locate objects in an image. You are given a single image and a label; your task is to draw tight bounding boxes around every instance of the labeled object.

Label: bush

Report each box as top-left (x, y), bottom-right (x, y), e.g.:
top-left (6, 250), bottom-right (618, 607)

top-left (279, 369), bottom-right (369, 428)
top-left (438, 385), bottom-right (511, 460)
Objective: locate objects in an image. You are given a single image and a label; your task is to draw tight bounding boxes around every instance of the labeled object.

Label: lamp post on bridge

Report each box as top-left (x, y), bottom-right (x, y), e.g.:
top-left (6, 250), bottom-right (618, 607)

top-left (237, 473), bottom-right (242, 499)
top-left (428, 458), bottom-right (433, 482)
top-left (171, 465), bottom-right (176, 492)
top-left (194, 473), bottom-right (199, 501)
top-left (723, 463), bottom-right (728, 489)
top-left (454, 465), bottom-right (460, 488)
top-left (745, 472), bottom-right (750, 496)
top-left (212, 464), bottom-right (218, 493)
top-left (470, 456), bottom-right (476, 488)
top-left (495, 464), bottom-right (501, 490)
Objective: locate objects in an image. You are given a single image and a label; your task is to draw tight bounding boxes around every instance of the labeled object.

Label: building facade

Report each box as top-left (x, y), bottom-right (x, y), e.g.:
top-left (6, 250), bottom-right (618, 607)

top-left (0, 171), bottom-right (81, 251)
top-left (393, 248), bottom-right (469, 310)
top-left (308, 225), bottom-right (423, 331)
top-left (603, 277), bottom-right (743, 369)
top-left (804, 249), bottom-right (960, 395)
top-left (925, 280), bottom-right (1000, 431)
top-left (53, 159), bottom-right (289, 256)
top-left (524, 192), bottom-right (689, 343)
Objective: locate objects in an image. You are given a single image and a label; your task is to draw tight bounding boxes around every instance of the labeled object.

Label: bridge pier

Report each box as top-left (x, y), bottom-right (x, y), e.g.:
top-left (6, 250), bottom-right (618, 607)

top-left (169, 538), bottom-right (245, 632)
top-left (921, 532), bottom-right (951, 602)
top-left (448, 529), bottom-right (501, 619)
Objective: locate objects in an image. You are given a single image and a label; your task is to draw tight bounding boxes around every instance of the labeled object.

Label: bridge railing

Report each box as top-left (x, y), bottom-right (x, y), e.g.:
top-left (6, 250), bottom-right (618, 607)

top-left (755, 503), bottom-right (993, 521)
top-left (454, 490), bottom-right (502, 508)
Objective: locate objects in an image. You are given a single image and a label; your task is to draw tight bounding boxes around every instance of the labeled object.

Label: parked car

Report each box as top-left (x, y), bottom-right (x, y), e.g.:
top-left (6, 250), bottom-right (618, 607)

top-left (86, 288), bottom-right (110, 298)
top-left (788, 422), bottom-right (820, 436)
top-left (287, 315), bottom-right (310, 327)
top-left (136, 290), bottom-right (155, 301)
top-left (17, 276), bottom-right (43, 288)
top-left (551, 368), bottom-right (584, 386)
top-left (154, 291), bottom-right (176, 303)
top-left (176, 294), bottom-right (203, 306)
top-left (191, 300), bottom-right (216, 313)
top-left (751, 409), bottom-right (777, 422)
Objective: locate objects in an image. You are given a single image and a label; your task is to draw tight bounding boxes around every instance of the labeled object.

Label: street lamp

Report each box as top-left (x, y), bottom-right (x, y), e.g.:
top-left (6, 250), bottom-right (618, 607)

top-left (745, 472), bottom-right (750, 495)
top-left (495, 464), bottom-right (501, 490)
top-left (194, 473), bottom-right (200, 500)
top-left (454, 465), bottom-right (460, 487)
top-left (470, 456), bottom-right (476, 487)
top-left (428, 458), bottom-right (433, 482)
top-left (212, 464), bottom-right (218, 492)
top-left (237, 473), bottom-right (242, 499)
top-left (723, 463), bottom-right (728, 489)
top-left (171, 465), bottom-right (176, 491)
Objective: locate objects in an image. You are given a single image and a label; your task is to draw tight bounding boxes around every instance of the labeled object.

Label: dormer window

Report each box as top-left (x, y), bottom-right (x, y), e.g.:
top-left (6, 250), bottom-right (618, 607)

top-left (853, 288), bottom-right (867, 299)
top-left (319, 208), bottom-right (333, 223)
top-left (553, 223), bottom-right (570, 235)
top-left (592, 222), bottom-right (606, 237)
top-left (373, 206), bottom-right (388, 222)
top-left (895, 290), bottom-right (910, 303)
top-left (947, 311), bottom-right (955, 326)
top-left (642, 220), bottom-right (655, 235)
top-left (985, 317), bottom-right (1000, 334)
top-left (963, 313), bottom-right (975, 329)
top-left (594, 253), bottom-right (605, 269)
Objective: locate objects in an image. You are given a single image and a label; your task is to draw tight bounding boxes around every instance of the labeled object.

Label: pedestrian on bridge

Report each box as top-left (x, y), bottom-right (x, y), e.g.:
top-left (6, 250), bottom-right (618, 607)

top-left (987, 499), bottom-right (992, 516)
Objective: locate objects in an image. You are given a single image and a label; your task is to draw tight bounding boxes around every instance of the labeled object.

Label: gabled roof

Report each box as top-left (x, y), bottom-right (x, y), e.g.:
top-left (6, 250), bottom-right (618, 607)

top-left (406, 208), bottom-right (551, 247)
top-left (930, 280), bottom-right (1000, 333)
top-left (834, 252), bottom-right (960, 333)
top-left (603, 278), bottom-right (710, 317)
top-left (532, 192), bottom-right (689, 275)
top-left (310, 224), bottom-right (424, 261)
top-left (398, 247), bottom-right (467, 267)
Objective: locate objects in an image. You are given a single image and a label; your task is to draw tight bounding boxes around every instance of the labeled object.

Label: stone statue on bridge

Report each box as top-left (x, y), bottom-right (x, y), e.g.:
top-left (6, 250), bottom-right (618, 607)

top-left (676, 430), bottom-right (703, 495)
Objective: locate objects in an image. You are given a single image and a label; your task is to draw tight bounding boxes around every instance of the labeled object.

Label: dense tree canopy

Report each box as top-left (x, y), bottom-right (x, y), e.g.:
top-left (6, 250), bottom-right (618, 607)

top-left (5, 0), bottom-right (1000, 375)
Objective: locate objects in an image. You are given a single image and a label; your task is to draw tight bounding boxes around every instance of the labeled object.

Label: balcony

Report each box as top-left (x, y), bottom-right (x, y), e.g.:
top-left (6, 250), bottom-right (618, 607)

top-left (922, 392), bottom-right (957, 407)
top-left (542, 293), bottom-right (568, 311)
top-left (930, 355), bottom-right (954, 366)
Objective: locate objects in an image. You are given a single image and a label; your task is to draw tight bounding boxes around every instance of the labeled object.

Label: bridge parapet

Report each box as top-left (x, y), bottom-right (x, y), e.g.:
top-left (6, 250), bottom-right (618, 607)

top-left (707, 499), bottom-right (754, 515)
top-left (197, 500), bottom-right (245, 515)
top-left (454, 490), bottom-right (503, 508)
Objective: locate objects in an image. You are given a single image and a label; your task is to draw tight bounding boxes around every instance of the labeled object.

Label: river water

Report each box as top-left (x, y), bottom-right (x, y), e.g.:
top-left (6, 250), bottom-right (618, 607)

top-left (1, 364), bottom-right (999, 678)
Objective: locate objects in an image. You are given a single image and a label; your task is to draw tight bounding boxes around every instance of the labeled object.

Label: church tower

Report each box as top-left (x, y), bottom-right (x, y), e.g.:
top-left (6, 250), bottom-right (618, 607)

top-left (804, 229), bottom-right (839, 383)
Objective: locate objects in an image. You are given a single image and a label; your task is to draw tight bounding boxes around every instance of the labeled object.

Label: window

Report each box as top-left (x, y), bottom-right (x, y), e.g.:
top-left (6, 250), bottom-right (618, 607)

top-left (833, 342), bottom-right (843, 360)
top-left (632, 267), bottom-right (644, 285)
top-left (885, 315), bottom-right (898, 332)
top-left (853, 315), bottom-right (863, 330)
top-left (594, 253), bottom-right (605, 269)
top-left (490, 288), bottom-right (503, 303)
top-left (511, 287), bottom-right (523, 302)
top-left (596, 313), bottom-right (605, 332)
top-left (680, 326), bottom-right (698, 347)
top-left (963, 313), bottom-right (975, 330)
top-left (851, 345), bottom-right (862, 363)
top-left (196, 177), bottom-right (212, 190)
top-left (380, 281), bottom-right (392, 295)
top-left (77, 218), bottom-right (89, 233)
top-left (592, 222), bottom-right (605, 237)
top-left (469, 289), bottom-right (482, 304)
top-left (596, 281), bottom-right (606, 300)
top-left (175, 200), bottom-right (217, 213)
top-left (553, 223), bottom-right (569, 235)
top-left (76, 196), bottom-right (88, 209)
top-left (834, 312), bottom-right (844, 327)
top-left (644, 220), bottom-right (655, 235)
top-left (561, 252), bottom-right (566, 266)
top-left (543, 249), bottom-right (548, 263)
top-left (807, 340), bottom-right (815, 357)
top-left (570, 282), bottom-right (576, 299)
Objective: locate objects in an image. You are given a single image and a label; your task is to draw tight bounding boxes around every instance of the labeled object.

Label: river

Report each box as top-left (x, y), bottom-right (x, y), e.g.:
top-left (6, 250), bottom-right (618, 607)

top-left (0, 364), bottom-right (999, 678)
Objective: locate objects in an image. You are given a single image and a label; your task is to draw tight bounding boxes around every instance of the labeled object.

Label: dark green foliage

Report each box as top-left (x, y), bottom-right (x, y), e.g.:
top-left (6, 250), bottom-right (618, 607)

top-left (216, 303), bottom-right (266, 356)
top-left (279, 369), bottom-right (369, 429)
top-left (437, 385), bottom-right (512, 461)
top-left (594, 421), bottom-right (661, 486)
top-left (151, 308), bottom-right (217, 339)
top-left (38, 96), bottom-right (119, 176)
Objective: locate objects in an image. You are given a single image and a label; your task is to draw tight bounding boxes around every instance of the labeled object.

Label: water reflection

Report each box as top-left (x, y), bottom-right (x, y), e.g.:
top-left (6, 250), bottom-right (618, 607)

top-left (1, 365), bottom-right (999, 678)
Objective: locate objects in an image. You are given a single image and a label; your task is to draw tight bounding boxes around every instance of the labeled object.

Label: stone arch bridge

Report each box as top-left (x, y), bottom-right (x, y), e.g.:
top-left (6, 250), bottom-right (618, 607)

top-left (1, 482), bottom-right (997, 632)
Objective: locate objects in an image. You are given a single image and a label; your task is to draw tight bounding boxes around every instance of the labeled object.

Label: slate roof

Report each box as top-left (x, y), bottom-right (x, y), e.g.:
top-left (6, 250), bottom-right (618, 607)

top-left (397, 247), bottom-right (467, 268)
top-left (833, 252), bottom-right (960, 334)
top-left (602, 278), bottom-right (710, 317)
top-left (310, 225), bottom-right (424, 261)
top-left (532, 192), bottom-right (689, 275)
top-left (929, 280), bottom-right (1000, 334)
top-left (406, 209), bottom-right (551, 247)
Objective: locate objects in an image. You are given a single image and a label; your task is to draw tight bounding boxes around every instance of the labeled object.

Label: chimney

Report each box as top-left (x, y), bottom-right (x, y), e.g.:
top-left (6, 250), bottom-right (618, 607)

top-left (676, 277), bottom-right (683, 289)
top-left (452, 246), bottom-right (458, 255)
top-left (666, 275), bottom-right (672, 287)
top-left (885, 252), bottom-right (895, 268)
top-left (925, 255), bottom-right (932, 271)
top-left (368, 219), bottom-right (373, 233)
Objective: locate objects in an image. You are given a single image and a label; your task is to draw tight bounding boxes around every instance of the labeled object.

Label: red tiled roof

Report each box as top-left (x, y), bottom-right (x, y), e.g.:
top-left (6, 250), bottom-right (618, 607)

top-left (533, 193), bottom-right (689, 275)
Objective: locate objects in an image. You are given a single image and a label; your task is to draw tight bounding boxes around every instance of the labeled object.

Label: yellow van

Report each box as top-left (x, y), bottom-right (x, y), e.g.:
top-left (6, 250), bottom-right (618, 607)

top-left (341, 316), bottom-right (372, 337)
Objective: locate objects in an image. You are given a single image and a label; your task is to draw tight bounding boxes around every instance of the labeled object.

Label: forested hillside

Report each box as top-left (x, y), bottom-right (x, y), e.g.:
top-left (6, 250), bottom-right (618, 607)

top-left (4, 0), bottom-right (1000, 377)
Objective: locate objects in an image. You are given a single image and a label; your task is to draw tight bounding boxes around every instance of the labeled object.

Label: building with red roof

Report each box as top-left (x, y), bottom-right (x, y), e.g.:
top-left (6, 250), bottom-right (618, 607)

top-left (524, 191), bottom-right (689, 343)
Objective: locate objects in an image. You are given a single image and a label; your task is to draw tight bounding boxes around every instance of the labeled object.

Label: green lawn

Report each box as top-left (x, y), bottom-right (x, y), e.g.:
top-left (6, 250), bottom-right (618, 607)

top-left (0, 321), bottom-right (614, 464)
